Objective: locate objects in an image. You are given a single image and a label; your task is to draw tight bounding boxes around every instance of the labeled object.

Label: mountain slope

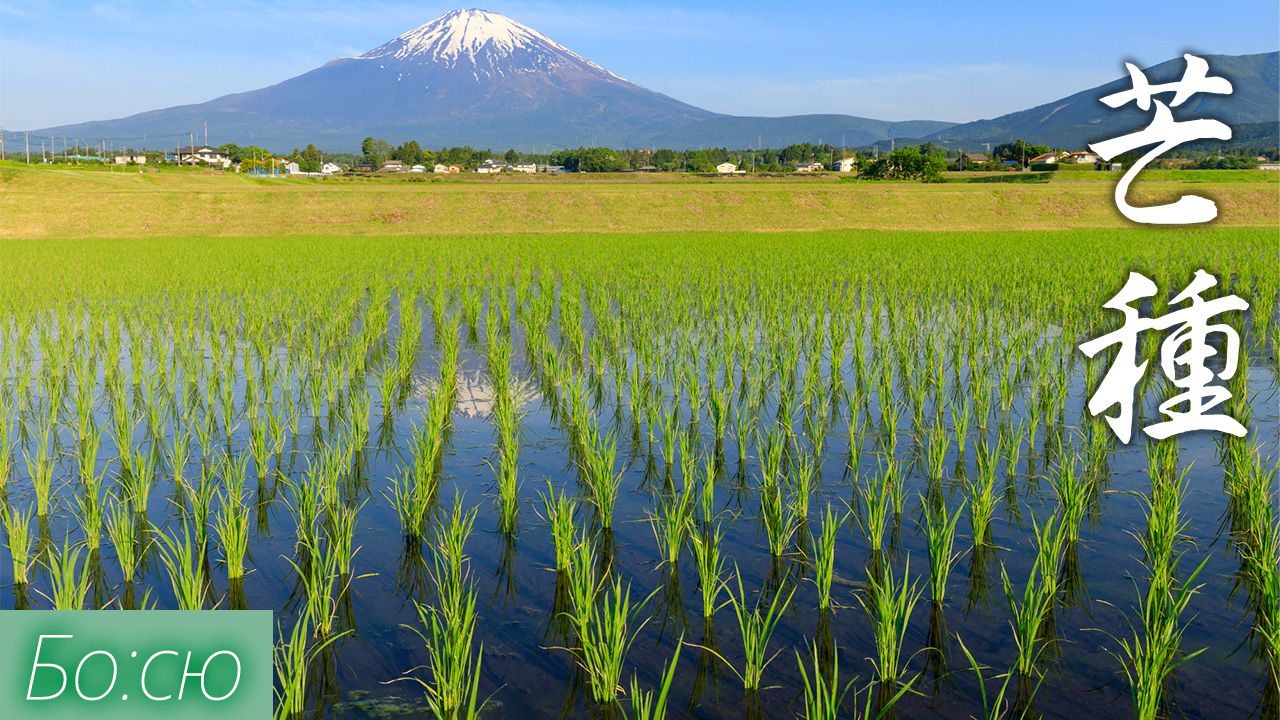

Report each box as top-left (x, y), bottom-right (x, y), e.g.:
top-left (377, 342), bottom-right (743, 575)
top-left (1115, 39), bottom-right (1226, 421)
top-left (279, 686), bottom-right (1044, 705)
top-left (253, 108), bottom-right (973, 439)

top-left (646, 115), bottom-right (955, 149)
top-left (34, 9), bottom-right (717, 151)
top-left (927, 52), bottom-right (1279, 149)
top-left (30, 8), bottom-right (951, 152)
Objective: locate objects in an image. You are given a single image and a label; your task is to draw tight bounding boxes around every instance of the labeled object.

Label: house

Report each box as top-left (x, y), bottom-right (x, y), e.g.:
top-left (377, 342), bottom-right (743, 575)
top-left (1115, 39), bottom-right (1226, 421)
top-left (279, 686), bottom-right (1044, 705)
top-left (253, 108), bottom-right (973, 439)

top-left (1028, 152), bottom-right (1057, 165)
top-left (1106, 162), bottom-right (1123, 171)
top-left (833, 157), bottom-right (857, 172)
top-left (951, 152), bottom-right (989, 170)
top-left (355, 163), bottom-right (375, 173)
top-left (433, 163), bottom-right (461, 173)
top-left (794, 162), bottom-right (824, 173)
top-left (715, 162), bottom-right (740, 174)
top-left (541, 165), bottom-right (568, 173)
top-left (476, 159), bottom-right (509, 173)
top-left (1064, 151), bottom-right (1101, 164)
top-left (176, 146), bottom-right (231, 168)
top-left (410, 164), bottom-right (426, 173)
top-left (380, 160), bottom-right (406, 172)
top-left (321, 162), bottom-right (342, 174)
top-left (282, 161), bottom-right (301, 174)
top-left (511, 163), bottom-right (537, 174)
top-left (113, 153), bottom-right (146, 165)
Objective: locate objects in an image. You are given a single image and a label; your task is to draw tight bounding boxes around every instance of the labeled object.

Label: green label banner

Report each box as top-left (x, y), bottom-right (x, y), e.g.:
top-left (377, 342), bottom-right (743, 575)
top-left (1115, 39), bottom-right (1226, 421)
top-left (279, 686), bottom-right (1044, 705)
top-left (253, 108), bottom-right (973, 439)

top-left (0, 611), bottom-right (272, 719)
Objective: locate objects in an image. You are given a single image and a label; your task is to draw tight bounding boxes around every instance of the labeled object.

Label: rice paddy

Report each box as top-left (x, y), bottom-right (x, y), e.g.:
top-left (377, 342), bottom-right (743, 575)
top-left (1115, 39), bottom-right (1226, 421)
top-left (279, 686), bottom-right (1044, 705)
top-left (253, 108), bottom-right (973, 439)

top-left (0, 226), bottom-right (1275, 719)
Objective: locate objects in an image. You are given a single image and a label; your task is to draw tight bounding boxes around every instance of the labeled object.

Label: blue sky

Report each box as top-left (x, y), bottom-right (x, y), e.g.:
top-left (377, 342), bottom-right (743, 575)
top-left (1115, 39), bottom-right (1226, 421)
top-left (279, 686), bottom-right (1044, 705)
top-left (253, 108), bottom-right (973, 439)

top-left (1, 0), bottom-right (1276, 130)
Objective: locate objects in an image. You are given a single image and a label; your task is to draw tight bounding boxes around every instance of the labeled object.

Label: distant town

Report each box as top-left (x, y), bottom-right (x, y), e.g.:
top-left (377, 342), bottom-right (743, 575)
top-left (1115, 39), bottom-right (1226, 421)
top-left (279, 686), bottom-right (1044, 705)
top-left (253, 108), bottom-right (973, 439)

top-left (3, 132), bottom-right (1275, 177)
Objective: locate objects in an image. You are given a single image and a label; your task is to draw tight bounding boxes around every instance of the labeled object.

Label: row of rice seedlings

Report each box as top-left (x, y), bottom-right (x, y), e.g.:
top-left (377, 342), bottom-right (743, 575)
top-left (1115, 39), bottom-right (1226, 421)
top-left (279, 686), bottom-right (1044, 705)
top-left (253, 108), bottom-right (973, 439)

top-left (1000, 515), bottom-right (1066, 679)
top-left (274, 611), bottom-right (348, 720)
top-left (403, 495), bottom-right (486, 719)
top-left (1221, 440), bottom-right (1279, 683)
top-left (1116, 455), bottom-right (1207, 719)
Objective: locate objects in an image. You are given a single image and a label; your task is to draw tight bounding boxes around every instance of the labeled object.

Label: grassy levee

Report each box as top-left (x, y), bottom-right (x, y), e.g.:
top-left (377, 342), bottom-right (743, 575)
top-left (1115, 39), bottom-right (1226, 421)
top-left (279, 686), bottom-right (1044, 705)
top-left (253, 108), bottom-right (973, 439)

top-left (0, 163), bottom-right (1274, 239)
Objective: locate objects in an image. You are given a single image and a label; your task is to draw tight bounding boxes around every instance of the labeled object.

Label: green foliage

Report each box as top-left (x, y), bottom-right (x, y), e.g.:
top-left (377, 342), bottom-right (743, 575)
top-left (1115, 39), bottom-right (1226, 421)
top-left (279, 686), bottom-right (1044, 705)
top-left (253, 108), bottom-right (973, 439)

top-left (859, 145), bottom-right (946, 181)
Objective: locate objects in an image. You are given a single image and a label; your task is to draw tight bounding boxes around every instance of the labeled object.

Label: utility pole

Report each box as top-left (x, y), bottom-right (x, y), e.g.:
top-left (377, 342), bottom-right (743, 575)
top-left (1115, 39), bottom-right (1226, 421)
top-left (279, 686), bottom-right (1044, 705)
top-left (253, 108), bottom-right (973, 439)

top-left (0, 129), bottom-right (5, 160)
top-left (203, 121), bottom-right (208, 147)
top-left (25, 131), bottom-right (30, 163)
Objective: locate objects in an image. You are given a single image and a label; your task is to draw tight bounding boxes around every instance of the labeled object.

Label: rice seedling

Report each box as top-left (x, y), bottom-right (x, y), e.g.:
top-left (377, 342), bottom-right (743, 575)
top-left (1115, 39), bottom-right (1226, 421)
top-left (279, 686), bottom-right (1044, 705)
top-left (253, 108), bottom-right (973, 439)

top-left (274, 611), bottom-right (349, 720)
top-left (25, 433), bottom-right (55, 517)
top-left (288, 537), bottom-right (344, 638)
top-left (324, 499), bottom-right (363, 577)
top-left (125, 447), bottom-right (157, 514)
top-left (715, 570), bottom-right (795, 692)
top-left (153, 520), bottom-right (207, 611)
top-left (75, 481), bottom-right (105, 551)
top-left (630, 641), bottom-right (681, 720)
top-left (813, 503), bottom-right (841, 610)
top-left (1000, 515), bottom-right (1065, 678)
top-left (922, 495), bottom-right (965, 605)
top-left (215, 491), bottom-right (251, 580)
top-left (404, 548), bottom-right (485, 719)
top-left (105, 495), bottom-right (139, 583)
top-left (857, 558), bottom-right (924, 687)
top-left (759, 480), bottom-right (795, 558)
top-left (563, 530), bottom-right (601, 639)
top-left (576, 576), bottom-right (645, 703)
top-left (967, 439), bottom-right (999, 546)
top-left (650, 479), bottom-right (694, 568)
top-left (796, 638), bottom-right (850, 720)
top-left (690, 524), bottom-right (728, 619)
top-left (44, 536), bottom-right (92, 610)
top-left (956, 635), bottom-right (1042, 720)
top-left (2, 504), bottom-right (34, 586)
top-left (539, 482), bottom-right (577, 572)
top-left (1105, 559), bottom-right (1208, 720)
top-left (1051, 457), bottom-right (1087, 544)
top-left (388, 465), bottom-right (432, 542)
top-left (582, 430), bottom-right (622, 530)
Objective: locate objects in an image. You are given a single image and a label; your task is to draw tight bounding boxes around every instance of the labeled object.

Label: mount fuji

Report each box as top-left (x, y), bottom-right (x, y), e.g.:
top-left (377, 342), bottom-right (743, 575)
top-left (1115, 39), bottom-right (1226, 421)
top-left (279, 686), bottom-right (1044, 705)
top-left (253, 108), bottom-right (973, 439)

top-left (30, 9), bottom-right (953, 152)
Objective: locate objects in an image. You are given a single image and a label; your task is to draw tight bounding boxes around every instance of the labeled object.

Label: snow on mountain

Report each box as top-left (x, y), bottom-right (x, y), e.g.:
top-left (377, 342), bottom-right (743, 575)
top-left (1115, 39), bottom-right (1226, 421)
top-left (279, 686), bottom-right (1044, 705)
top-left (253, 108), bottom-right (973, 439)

top-left (360, 8), bottom-right (625, 82)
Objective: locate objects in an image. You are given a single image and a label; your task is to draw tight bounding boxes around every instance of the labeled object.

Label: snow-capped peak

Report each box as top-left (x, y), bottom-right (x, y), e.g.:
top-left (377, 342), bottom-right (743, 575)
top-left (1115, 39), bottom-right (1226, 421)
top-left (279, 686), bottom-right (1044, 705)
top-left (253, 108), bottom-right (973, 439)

top-left (360, 8), bottom-right (623, 81)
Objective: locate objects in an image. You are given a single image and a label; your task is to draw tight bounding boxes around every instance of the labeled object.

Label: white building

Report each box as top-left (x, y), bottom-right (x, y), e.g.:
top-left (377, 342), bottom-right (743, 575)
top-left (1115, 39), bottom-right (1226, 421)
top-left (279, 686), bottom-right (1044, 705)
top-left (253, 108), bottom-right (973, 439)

top-left (794, 162), bottom-right (824, 173)
top-left (715, 162), bottom-right (740, 174)
top-left (321, 162), bottom-right (342, 174)
top-left (1064, 151), bottom-right (1101, 164)
top-left (113, 153), bottom-right (147, 165)
top-left (282, 161), bottom-right (301, 174)
top-left (410, 164), bottom-right (426, 173)
top-left (434, 163), bottom-right (461, 173)
top-left (476, 159), bottom-right (510, 173)
top-left (177, 146), bottom-right (231, 169)
top-left (512, 163), bottom-right (537, 174)
top-left (834, 157), bottom-right (856, 172)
